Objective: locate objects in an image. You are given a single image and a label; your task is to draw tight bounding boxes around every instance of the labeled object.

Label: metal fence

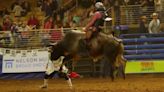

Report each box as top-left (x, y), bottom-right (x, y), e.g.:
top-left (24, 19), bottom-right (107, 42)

top-left (113, 5), bottom-right (164, 25)
top-left (0, 29), bottom-right (65, 48)
top-left (0, 25), bottom-right (115, 49)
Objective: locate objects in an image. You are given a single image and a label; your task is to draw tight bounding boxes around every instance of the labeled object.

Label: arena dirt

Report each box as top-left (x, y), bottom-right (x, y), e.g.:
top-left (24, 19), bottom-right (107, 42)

top-left (0, 75), bottom-right (163, 92)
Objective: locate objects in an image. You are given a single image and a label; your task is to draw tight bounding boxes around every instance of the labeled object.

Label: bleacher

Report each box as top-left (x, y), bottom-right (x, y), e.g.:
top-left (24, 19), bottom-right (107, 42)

top-left (120, 33), bottom-right (164, 60)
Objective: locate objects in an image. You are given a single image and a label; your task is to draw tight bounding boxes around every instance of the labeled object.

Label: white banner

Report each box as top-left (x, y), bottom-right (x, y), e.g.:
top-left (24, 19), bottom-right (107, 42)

top-left (2, 49), bottom-right (49, 73)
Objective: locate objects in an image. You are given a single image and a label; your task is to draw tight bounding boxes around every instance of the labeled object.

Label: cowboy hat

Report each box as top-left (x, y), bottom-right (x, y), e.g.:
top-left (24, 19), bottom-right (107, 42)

top-left (151, 13), bottom-right (158, 17)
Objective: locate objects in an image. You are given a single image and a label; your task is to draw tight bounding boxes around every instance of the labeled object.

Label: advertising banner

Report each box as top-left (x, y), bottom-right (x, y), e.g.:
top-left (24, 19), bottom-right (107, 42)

top-left (2, 49), bottom-right (49, 73)
top-left (125, 60), bottom-right (164, 73)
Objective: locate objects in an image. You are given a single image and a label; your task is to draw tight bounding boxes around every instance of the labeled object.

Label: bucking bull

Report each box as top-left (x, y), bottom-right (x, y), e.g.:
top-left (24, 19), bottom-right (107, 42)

top-left (56, 30), bottom-right (126, 80)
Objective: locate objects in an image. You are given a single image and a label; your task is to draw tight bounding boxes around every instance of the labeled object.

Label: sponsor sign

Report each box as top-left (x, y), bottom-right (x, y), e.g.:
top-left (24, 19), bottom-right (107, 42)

top-left (2, 49), bottom-right (49, 73)
top-left (125, 60), bottom-right (164, 73)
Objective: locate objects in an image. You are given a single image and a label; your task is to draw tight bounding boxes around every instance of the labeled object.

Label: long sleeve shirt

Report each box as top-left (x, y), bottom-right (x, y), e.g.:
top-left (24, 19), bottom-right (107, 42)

top-left (148, 19), bottom-right (160, 33)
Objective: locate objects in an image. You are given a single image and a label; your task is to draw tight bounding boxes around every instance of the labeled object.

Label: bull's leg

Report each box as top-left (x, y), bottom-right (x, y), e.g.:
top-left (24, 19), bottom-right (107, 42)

top-left (115, 50), bottom-right (126, 80)
top-left (104, 56), bottom-right (117, 81)
top-left (110, 64), bottom-right (115, 81)
top-left (119, 64), bottom-right (126, 80)
top-left (122, 65), bottom-right (126, 80)
top-left (122, 58), bottom-right (127, 80)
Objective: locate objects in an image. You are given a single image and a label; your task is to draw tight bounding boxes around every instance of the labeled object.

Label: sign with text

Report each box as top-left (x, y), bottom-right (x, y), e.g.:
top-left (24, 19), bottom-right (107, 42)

top-left (2, 49), bottom-right (49, 73)
top-left (125, 60), bottom-right (164, 73)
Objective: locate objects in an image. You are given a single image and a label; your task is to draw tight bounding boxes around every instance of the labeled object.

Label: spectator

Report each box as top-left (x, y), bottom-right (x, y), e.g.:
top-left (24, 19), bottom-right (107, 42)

top-left (72, 14), bottom-right (81, 27)
top-left (148, 13), bottom-right (160, 33)
top-left (138, 15), bottom-right (148, 33)
top-left (55, 15), bottom-right (63, 28)
top-left (18, 21), bottom-right (31, 47)
top-left (18, 21), bottom-right (31, 32)
top-left (11, 21), bottom-right (19, 34)
top-left (10, 21), bottom-right (19, 47)
top-left (42, 16), bottom-right (54, 46)
top-left (12, 2), bottom-right (24, 17)
top-left (11, 0), bottom-right (20, 10)
top-left (2, 15), bottom-right (12, 31)
top-left (27, 14), bottom-right (40, 29)
top-left (44, 16), bottom-right (54, 29)
top-left (50, 23), bottom-right (63, 43)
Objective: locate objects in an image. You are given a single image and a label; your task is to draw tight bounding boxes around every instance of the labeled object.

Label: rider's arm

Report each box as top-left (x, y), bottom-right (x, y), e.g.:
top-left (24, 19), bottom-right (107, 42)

top-left (85, 12), bottom-right (102, 31)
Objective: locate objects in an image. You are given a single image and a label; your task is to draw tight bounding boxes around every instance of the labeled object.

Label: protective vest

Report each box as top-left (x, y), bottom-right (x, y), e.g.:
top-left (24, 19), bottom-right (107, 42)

top-left (93, 11), bottom-right (106, 32)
